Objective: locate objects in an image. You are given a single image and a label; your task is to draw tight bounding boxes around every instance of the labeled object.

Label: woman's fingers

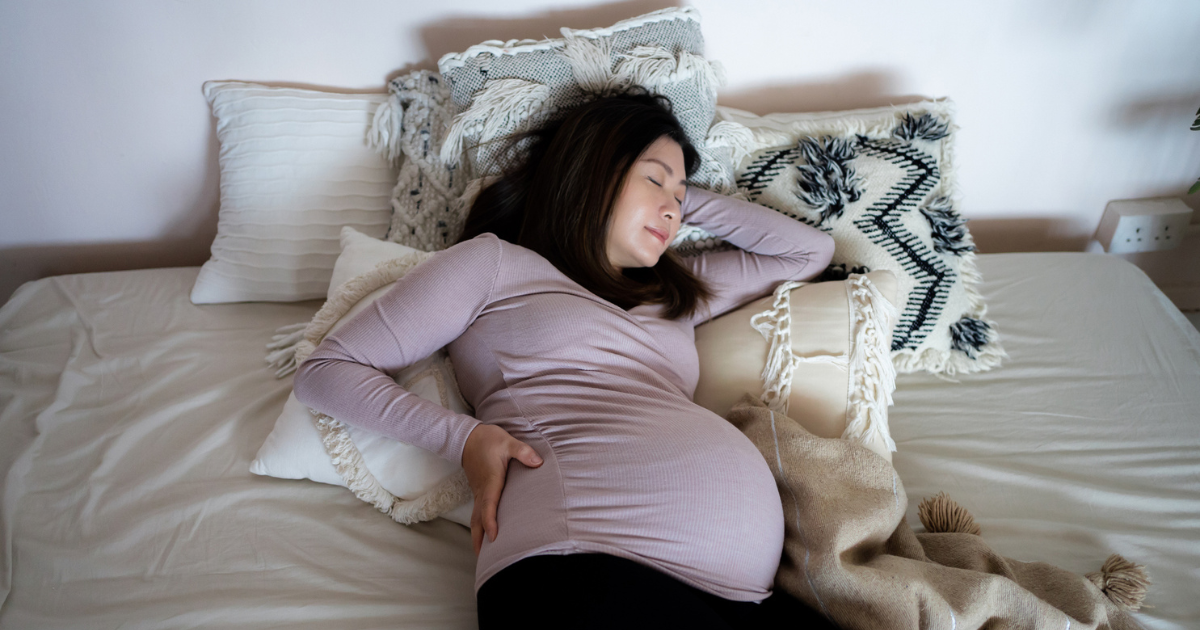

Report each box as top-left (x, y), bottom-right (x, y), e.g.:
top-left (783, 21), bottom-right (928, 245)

top-left (461, 424), bottom-right (545, 556)
top-left (476, 457), bottom-right (507, 548)
top-left (483, 442), bottom-right (541, 542)
top-left (513, 442), bottom-right (543, 468)
top-left (471, 511), bottom-right (484, 556)
top-left (481, 484), bottom-right (501, 542)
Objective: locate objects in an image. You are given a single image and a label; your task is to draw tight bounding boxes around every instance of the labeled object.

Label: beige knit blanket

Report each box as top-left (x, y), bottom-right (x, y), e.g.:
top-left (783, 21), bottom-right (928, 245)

top-left (726, 395), bottom-right (1148, 630)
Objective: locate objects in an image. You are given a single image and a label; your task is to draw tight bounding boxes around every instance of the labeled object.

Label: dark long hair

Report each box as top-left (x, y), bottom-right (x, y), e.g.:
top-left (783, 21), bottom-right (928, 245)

top-left (456, 89), bottom-right (712, 320)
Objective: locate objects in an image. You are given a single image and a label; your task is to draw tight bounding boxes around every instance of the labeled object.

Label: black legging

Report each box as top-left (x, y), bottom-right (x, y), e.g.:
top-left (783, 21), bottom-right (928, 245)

top-left (477, 553), bottom-right (839, 630)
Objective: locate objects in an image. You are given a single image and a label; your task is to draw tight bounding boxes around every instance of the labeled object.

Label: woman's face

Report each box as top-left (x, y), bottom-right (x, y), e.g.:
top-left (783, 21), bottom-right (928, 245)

top-left (606, 136), bottom-right (688, 270)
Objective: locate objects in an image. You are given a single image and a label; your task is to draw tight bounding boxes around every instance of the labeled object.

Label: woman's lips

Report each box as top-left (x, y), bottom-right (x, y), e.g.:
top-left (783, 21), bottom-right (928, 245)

top-left (646, 226), bottom-right (668, 244)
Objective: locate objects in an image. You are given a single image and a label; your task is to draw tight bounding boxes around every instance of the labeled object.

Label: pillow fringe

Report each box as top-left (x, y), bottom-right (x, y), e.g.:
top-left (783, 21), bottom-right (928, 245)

top-left (293, 252), bottom-right (434, 366)
top-left (750, 280), bottom-right (803, 414)
top-left (705, 120), bottom-right (757, 171)
top-left (368, 70), bottom-right (467, 250)
top-left (749, 276), bottom-right (898, 453)
top-left (313, 413), bottom-right (395, 512)
top-left (293, 252), bottom-right (471, 525)
top-left (314, 412), bottom-right (472, 525)
top-left (559, 32), bottom-right (619, 94)
top-left (437, 6), bottom-right (701, 73)
top-left (844, 274), bottom-right (899, 452)
top-left (750, 281), bottom-right (852, 414)
top-left (440, 78), bottom-right (551, 170)
top-left (265, 322), bottom-right (309, 378)
top-left (890, 247), bottom-right (1006, 376)
top-left (367, 91), bottom-right (405, 163)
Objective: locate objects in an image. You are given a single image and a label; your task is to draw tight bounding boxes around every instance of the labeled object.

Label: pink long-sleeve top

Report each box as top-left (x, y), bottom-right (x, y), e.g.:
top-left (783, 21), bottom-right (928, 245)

top-left (293, 187), bottom-right (835, 601)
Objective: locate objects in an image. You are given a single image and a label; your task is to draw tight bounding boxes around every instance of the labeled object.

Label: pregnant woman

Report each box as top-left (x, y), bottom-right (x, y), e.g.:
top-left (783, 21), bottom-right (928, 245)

top-left (293, 89), bottom-right (837, 629)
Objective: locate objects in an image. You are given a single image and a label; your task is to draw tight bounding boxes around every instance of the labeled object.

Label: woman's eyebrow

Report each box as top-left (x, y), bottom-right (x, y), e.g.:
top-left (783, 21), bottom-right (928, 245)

top-left (642, 157), bottom-right (675, 177)
top-left (638, 156), bottom-right (686, 184)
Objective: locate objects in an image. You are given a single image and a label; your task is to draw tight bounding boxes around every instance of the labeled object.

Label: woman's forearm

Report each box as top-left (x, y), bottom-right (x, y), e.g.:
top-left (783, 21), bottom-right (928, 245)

top-left (293, 235), bottom-right (503, 464)
top-left (679, 187), bottom-right (835, 322)
top-left (681, 187), bottom-right (835, 265)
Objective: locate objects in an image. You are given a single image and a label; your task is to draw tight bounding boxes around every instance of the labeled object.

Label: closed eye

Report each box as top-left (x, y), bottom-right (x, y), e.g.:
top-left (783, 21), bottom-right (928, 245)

top-left (648, 176), bottom-right (684, 207)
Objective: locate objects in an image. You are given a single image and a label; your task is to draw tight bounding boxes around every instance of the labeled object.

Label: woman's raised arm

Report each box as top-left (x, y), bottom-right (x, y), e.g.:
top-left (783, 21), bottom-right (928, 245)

top-left (293, 234), bottom-right (503, 465)
top-left (679, 187), bottom-right (835, 324)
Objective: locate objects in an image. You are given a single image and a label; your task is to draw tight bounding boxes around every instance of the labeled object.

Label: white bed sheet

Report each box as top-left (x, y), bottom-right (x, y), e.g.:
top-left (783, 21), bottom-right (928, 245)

top-left (0, 269), bottom-right (476, 629)
top-left (0, 253), bottom-right (1197, 629)
top-left (891, 253), bottom-right (1200, 630)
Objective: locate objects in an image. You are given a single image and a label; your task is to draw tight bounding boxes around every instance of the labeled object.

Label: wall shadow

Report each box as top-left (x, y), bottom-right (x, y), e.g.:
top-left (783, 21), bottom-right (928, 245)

top-left (2, 105), bottom-right (222, 308)
top-left (418, 0), bottom-right (678, 68)
top-left (3, 0), bottom-right (690, 308)
top-left (9, 0), bottom-right (1148, 307)
top-left (1109, 90), bottom-right (1200, 130)
top-left (0, 239), bottom-right (212, 306)
top-left (717, 72), bottom-right (929, 115)
top-left (967, 217), bottom-right (1093, 254)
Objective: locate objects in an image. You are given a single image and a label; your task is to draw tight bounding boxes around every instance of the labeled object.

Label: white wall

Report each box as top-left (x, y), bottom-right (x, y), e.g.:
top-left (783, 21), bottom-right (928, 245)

top-left (2, 0), bottom-right (1199, 305)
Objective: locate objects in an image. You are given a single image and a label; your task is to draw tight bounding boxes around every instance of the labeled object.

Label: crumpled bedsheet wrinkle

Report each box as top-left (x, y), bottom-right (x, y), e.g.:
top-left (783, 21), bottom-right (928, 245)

top-left (0, 269), bottom-right (476, 629)
top-left (0, 278), bottom-right (85, 613)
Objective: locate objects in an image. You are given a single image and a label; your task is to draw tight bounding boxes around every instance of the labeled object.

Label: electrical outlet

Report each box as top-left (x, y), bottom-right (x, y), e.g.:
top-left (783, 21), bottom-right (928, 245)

top-left (1095, 198), bottom-right (1194, 254)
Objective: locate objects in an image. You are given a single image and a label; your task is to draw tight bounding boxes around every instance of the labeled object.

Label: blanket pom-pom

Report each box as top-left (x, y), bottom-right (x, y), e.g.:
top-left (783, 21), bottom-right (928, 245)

top-left (918, 492), bottom-right (982, 535)
top-left (1086, 554), bottom-right (1151, 611)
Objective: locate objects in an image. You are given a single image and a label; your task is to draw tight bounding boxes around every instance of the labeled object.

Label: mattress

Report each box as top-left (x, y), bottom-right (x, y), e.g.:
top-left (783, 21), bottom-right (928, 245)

top-left (0, 253), bottom-right (1197, 629)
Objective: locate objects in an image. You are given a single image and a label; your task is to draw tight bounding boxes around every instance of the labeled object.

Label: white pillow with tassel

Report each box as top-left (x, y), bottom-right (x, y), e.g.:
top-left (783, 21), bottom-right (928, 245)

top-left (252, 226), bottom-right (473, 527)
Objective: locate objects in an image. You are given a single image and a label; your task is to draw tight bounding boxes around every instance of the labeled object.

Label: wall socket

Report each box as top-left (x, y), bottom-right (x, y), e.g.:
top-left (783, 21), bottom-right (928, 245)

top-left (1095, 198), bottom-right (1194, 254)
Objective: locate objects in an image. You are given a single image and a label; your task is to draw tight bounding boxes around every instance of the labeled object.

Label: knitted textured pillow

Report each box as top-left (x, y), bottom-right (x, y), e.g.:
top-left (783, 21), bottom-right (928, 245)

top-left (712, 101), bottom-right (1004, 376)
top-left (368, 70), bottom-right (469, 252)
top-left (437, 6), bottom-right (724, 183)
top-left (366, 7), bottom-right (731, 253)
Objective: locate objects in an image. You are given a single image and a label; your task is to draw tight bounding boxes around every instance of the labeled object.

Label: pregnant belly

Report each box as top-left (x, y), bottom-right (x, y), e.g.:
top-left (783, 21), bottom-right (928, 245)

top-left (487, 403), bottom-right (786, 600)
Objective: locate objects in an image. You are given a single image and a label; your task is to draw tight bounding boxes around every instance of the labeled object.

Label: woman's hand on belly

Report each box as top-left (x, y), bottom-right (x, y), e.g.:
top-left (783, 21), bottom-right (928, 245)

top-left (462, 424), bottom-right (544, 555)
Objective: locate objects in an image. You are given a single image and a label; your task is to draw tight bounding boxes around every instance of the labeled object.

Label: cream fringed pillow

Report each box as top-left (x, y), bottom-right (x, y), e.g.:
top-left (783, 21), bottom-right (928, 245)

top-left (252, 228), bottom-right (472, 527)
top-left (694, 272), bottom-right (900, 462)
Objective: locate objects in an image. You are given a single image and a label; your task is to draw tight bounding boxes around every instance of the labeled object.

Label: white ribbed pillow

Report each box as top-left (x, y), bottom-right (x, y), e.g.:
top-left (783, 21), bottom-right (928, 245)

top-left (190, 82), bottom-right (396, 304)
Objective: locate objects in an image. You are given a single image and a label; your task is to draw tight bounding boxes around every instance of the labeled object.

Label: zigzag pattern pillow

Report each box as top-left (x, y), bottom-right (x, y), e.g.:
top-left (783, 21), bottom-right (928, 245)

top-left (714, 101), bottom-right (1004, 376)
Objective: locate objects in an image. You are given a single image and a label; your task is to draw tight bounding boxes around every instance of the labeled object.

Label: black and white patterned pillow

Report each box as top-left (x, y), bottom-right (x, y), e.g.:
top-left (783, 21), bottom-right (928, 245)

top-left (367, 7), bottom-right (733, 253)
top-left (713, 101), bottom-right (1004, 376)
top-left (435, 6), bottom-right (728, 189)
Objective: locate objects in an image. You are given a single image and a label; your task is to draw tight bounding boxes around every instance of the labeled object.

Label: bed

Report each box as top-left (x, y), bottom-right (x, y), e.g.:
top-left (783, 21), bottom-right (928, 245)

top-left (1, 252), bottom-right (1197, 629)
top-left (5, 4), bottom-right (1200, 625)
